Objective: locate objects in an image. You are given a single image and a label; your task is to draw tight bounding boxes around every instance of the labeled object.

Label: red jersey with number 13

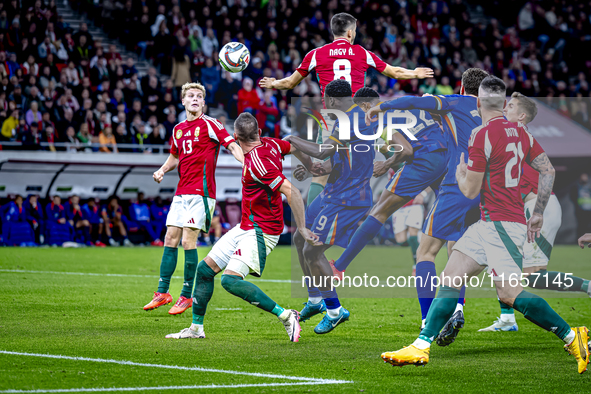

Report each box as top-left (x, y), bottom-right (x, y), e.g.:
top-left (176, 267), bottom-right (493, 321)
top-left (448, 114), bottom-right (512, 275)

top-left (467, 117), bottom-right (545, 224)
top-left (296, 38), bottom-right (387, 97)
top-left (170, 114), bottom-right (235, 198)
top-left (241, 137), bottom-right (291, 236)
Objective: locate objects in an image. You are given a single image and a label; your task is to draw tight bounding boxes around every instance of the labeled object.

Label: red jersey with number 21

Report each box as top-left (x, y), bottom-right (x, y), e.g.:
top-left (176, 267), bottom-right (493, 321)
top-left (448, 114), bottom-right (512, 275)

top-left (296, 38), bottom-right (387, 97)
top-left (170, 114), bottom-right (235, 198)
top-left (467, 117), bottom-right (545, 224)
top-left (241, 137), bottom-right (291, 236)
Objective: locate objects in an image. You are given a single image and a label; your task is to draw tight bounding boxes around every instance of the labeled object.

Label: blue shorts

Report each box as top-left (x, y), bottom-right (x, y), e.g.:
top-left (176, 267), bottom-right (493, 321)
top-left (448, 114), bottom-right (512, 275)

top-left (422, 184), bottom-right (480, 242)
top-left (384, 150), bottom-right (447, 198)
top-left (305, 197), bottom-right (370, 249)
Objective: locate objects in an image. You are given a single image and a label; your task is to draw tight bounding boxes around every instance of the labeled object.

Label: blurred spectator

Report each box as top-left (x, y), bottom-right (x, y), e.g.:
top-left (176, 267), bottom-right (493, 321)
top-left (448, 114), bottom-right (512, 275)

top-left (66, 195), bottom-right (91, 245)
top-left (25, 194), bottom-right (43, 244)
top-left (572, 173), bottom-right (591, 237)
top-left (101, 196), bottom-right (132, 246)
top-left (171, 50), bottom-right (191, 88)
top-left (129, 192), bottom-right (163, 246)
top-left (82, 198), bottom-right (106, 246)
top-left (1, 108), bottom-right (19, 140)
top-left (150, 196), bottom-right (168, 241)
top-left (237, 78), bottom-right (259, 114)
top-left (99, 126), bottom-right (117, 153)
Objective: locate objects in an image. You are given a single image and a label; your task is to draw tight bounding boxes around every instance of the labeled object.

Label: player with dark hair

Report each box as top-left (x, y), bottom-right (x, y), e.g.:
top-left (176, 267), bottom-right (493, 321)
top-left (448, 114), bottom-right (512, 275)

top-left (165, 112), bottom-right (317, 342)
top-left (479, 92), bottom-right (591, 331)
top-left (260, 12), bottom-right (433, 206)
top-left (285, 81), bottom-right (382, 334)
top-left (381, 76), bottom-right (589, 374)
top-left (362, 68), bottom-right (489, 343)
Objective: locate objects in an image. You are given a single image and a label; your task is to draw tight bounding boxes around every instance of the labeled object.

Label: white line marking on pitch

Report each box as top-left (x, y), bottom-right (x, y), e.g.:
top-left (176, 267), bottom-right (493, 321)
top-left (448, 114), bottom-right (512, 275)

top-left (0, 351), bottom-right (352, 392)
top-left (0, 269), bottom-right (295, 284)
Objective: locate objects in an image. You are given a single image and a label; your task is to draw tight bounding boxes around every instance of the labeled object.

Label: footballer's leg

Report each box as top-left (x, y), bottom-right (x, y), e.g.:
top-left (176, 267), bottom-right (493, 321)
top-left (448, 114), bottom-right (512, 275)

top-left (307, 175), bottom-right (328, 206)
top-left (382, 250), bottom-right (483, 366)
top-left (144, 225), bottom-right (181, 311)
top-left (168, 227), bottom-right (199, 315)
top-left (303, 242), bottom-right (350, 334)
top-left (333, 190), bottom-right (410, 274)
top-left (294, 230), bottom-right (326, 322)
top-left (415, 234), bottom-right (446, 329)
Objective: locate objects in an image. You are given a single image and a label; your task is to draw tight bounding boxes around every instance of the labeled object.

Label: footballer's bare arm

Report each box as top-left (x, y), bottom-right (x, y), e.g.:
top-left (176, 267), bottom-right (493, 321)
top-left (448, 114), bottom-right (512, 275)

top-left (259, 71), bottom-right (305, 90)
top-left (227, 141), bottom-right (244, 164)
top-left (284, 134), bottom-right (339, 161)
top-left (153, 154), bottom-right (179, 183)
top-left (382, 65), bottom-right (434, 80)
top-left (529, 152), bottom-right (555, 216)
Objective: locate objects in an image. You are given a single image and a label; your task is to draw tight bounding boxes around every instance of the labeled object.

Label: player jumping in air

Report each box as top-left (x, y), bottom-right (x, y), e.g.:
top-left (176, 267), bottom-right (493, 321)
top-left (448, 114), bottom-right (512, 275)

top-left (144, 82), bottom-right (244, 315)
top-left (479, 92), bottom-right (591, 332)
top-left (165, 113), bottom-right (318, 342)
top-left (287, 82), bottom-right (379, 334)
top-left (364, 68), bottom-right (489, 343)
top-left (329, 85), bottom-right (450, 284)
top-left (381, 76), bottom-right (589, 374)
top-left (259, 12), bottom-right (433, 207)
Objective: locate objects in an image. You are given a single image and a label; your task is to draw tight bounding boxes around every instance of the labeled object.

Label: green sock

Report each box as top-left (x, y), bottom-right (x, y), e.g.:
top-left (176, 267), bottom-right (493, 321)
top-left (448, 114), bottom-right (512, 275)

top-left (192, 260), bottom-right (217, 321)
top-left (419, 286), bottom-right (460, 342)
top-left (528, 270), bottom-right (587, 292)
top-left (221, 274), bottom-right (277, 314)
top-left (307, 182), bottom-right (324, 206)
top-left (180, 249), bottom-right (198, 298)
top-left (272, 304), bottom-right (285, 317)
top-left (157, 246), bottom-right (178, 293)
top-left (512, 290), bottom-right (571, 340)
top-left (408, 235), bottom-right (419, 264)
top-left (582, 280), bottom-right (590, 293)
top-left (499, 299), bottom-right (514, 315)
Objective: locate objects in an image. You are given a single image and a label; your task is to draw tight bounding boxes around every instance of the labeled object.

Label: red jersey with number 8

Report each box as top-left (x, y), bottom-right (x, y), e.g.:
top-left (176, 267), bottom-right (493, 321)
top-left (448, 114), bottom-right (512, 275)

top-left (170, 114), bottom-right (235, 198)
top-left (240, 137), bottom-right (291, 235)
top-left (296, 38), bottom-right (387, 97)
top-left (467, 116), bottom-right (545, 224)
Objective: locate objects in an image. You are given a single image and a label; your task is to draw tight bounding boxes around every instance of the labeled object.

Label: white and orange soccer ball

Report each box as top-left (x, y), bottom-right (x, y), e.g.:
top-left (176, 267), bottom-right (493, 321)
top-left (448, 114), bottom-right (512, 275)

top-left (218, 42), bottom-right (250, 73)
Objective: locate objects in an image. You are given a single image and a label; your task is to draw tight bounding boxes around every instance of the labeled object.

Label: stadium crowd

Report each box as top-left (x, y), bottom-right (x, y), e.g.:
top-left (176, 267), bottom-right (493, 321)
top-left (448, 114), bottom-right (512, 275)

top-left (0, 192), bottom-right (232, 246)
top-left (0, 0), bottom-right (591, 152)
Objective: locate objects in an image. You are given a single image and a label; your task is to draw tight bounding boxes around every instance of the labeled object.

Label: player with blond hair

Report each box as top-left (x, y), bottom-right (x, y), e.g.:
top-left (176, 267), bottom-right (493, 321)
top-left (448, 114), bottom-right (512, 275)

top-left (143, 82), bottom-right (244, 315)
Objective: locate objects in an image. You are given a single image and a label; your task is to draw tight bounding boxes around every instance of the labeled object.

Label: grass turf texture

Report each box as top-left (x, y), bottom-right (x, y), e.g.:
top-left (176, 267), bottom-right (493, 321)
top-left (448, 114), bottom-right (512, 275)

top-left (0, 246), bottom-right (590, 393)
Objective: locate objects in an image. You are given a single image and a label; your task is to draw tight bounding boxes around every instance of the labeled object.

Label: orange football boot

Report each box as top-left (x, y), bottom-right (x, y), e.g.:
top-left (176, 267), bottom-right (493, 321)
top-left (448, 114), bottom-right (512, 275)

top-left (143, 292), bottom-right (173, 311)
top-left (169, 296), bottom-right (193, 315)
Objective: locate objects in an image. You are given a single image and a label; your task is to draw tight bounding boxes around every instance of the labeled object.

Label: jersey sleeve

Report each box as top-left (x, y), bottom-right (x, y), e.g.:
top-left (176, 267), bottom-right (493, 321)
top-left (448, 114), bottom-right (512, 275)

top-left (467, 128), bottom-right (488, 173)
top-left (296, 49), bottom-right (317, 77)
top-left (366, 49), bottom-right (387, 73)
top-left (276, 139), bottom-right (291, 156)
top-left (380, 95), bottom-right (457, 113)
top-left (525, 133), bottom-right (545, 164)
top-left (170, 134), bottom-right (179, 156)
top-left (211, 122), bottom-right (235, 149)
top-left (251, 152), bottom-right (287, 192)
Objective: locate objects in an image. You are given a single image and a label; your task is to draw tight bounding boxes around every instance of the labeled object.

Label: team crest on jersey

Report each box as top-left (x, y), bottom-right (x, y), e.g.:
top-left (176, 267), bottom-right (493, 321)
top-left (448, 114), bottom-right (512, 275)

top-left (175, 129), bottom-right (182, 139)
top-left (194, 127), bottom-right (200, 141)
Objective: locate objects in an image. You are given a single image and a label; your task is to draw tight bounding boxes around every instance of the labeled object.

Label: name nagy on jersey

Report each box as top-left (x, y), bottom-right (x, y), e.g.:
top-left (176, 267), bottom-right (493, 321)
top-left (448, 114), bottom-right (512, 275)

top-left (330, 48), bottom-right (354, 56)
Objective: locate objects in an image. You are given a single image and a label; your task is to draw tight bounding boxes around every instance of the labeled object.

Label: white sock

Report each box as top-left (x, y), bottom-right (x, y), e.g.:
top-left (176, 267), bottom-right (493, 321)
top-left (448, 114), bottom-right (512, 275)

top-left (308, 296), bottom-right (322, 304)
top-left (412, 338), bottom-right (431, 350)
top-left (500, 313), bottom-right (516, 323)
top-left (190, 323), bottom-right (204, 333)
top-left (563, 329), bottom-right (576, 346)
top-left (454, 303), bottom-right (464, 313)
top-left (326, 306), bottom-right (342, 318)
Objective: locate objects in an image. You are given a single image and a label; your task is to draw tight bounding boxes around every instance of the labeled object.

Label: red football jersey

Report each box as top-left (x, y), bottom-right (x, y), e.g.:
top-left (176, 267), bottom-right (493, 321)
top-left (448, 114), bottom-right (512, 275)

top-left (240, 137), bottom-right (291, 235)
top-left (467, 117), bottom-right (545, 224)
top-left (170, 114), bottom-right (235, 199)
top-left (296, 38), bottom-right (387, 97)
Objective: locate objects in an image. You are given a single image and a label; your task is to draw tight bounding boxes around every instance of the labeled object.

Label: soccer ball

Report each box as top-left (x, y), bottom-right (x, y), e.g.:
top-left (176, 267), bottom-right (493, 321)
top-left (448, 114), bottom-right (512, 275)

top-left (218, 42), bottom-right (250, 73)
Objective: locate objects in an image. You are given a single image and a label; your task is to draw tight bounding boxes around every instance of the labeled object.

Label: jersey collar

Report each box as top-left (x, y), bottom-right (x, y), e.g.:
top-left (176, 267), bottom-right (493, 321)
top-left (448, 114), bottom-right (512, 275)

top-left (485, 115), bottom-right (504, 125)
top-left (333, 38), bottom-right (351, 45)
top-left (346, 104), bottom-right (357, 112)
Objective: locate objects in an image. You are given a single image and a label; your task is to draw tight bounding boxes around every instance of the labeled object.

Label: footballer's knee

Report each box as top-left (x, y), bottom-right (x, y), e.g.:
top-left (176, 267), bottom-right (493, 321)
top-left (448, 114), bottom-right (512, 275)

top-left (302, 243), bottom-right (320, 263)
top-left (164, 227), bottom-right (182, 247)
top-left (181, 238), bottom-right (196, 250)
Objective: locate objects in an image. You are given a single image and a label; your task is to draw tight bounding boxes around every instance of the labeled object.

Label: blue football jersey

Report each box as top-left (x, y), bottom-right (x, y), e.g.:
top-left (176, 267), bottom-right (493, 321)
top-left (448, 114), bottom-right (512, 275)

top-left (379, 108), bottom-right (447, 155)
top-left (379, 94), bottom-right (481, 185)
top-left (323, 105), bottom-right (376, 207)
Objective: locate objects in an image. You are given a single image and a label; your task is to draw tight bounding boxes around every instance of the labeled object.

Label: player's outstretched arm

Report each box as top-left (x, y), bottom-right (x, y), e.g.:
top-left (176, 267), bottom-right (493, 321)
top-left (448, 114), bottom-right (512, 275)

top-left (528, 152), bottom-right (555, 242)
top-left (259, 72), bottom-right (305, 90)
top-left (280, 179), bottom-right (321, 246)
top-left (366, 96), bottom-right (450, 125)
top-left (153, 154), bottom-right (179, 183)
top-left (284, 134), bottom-right (339, 161)
top-left (381, 65), bottom-right (434, 80)
top-left (373, 132), bottom-right (413, 177)
top-left (456, 152), bottom-right (484, 199)
top-left (227, 141), bottom-right (244, 164)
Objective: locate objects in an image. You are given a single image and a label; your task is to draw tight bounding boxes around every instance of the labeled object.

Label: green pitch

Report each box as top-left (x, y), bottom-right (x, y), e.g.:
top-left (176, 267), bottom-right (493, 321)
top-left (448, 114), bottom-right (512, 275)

top-left (1, 246), bottom-right (590, 393)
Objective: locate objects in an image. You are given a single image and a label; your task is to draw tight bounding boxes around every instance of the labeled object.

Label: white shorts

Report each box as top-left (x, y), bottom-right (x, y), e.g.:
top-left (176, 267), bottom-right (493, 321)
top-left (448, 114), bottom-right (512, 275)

top-left (453, 220), bottom-right (526, 281)
top-left (522, 194), bottom-right (562, 268)
top-left (392, 204), bottom-right (424, 234)
top-left (166, 195), bottom-right (216, 231)
top-left (208, 224), bottom-right (280, 278)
